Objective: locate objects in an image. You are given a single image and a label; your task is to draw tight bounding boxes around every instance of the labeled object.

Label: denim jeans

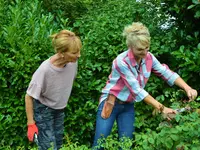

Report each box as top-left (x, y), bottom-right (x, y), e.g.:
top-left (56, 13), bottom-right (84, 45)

top-left (92, 100), bottom-right (135, 150)
top-left (33, 99), bottom-right (65, 150)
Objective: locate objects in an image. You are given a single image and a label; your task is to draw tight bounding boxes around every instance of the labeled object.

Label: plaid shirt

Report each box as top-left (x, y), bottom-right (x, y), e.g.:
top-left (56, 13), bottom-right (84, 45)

top-left (100, 49), bottom-right (179, 103)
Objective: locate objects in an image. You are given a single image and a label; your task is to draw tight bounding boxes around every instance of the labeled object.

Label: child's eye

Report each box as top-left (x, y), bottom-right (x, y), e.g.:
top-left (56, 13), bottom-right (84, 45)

top-left (138, 47), bottom-right (149, 51)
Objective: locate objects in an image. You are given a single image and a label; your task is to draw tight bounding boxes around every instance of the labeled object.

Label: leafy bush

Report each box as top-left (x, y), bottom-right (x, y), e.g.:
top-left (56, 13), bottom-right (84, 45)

top-left (41, 0), bottom-right (98, 26)
top-left (1, 0), bottom-right (200, 149)
top-left (135, 99), bottom-right (200, 150)
top-left (161, 0), bottom-right (200, 88)
top-left (0, 0), bottom-right (67, 148)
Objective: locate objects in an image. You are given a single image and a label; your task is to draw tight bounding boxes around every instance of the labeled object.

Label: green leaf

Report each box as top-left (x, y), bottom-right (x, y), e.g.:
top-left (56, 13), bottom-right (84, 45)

top-left (170, 134), bottom-right (179, 141)
top-left (136, 134), bottom-right (142, 141)
top-left (170, 128), bottom-right (179, 134)
top-left (197, 43), bottom-right (200, 49)
top-left (192, 0), bottom-right (200, 4)
top-left (195, 10), bottom-right (200, 18)
top-left (148, 138), bottom-right (155, 144)
top-left (165, 137), bottom-right (173, 149)
top-left (179, 45), bottom-right (185, 52)
top-left (196, 96), bottom-right (200, 101)
top-left (187, 5), bottom-right (195, 9)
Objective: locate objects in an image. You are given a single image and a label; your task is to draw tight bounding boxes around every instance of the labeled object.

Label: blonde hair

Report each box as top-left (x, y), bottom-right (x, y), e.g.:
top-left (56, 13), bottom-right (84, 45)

top-left (50, 30), bottom-right (82, 53)
top-left (122, 22), bottom-right (150, 49)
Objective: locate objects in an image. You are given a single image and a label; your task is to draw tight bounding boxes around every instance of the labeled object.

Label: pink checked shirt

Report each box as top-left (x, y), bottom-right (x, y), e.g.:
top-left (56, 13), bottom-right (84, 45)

top-left (100, 49), bottom-right (179, 103)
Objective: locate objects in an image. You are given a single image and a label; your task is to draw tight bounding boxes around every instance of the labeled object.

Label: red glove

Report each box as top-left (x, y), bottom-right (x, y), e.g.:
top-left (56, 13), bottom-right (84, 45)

top-left (27, 124), bottom-right (38, 142)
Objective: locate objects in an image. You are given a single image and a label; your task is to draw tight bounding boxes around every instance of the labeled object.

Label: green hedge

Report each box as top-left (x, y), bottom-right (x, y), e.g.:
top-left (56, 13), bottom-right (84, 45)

top-left (0, 0), bottom-right (200, 149)
top-left (0, 0), bottom-right (67, 148)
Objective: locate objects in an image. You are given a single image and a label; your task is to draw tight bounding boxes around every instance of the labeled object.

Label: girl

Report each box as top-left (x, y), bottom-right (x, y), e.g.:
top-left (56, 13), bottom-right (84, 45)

top-left (92, 22), bottom-right (197, 150)
top-left (25, 30), bottom-right (82, 150)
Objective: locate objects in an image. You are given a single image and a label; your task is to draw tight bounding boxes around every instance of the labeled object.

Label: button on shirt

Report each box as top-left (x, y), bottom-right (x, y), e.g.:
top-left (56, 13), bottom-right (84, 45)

top-left (100, 49), bottom-right (179, 103)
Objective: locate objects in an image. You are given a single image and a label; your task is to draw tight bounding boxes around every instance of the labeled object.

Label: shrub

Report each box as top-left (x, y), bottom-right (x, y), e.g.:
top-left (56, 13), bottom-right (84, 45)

top-left (0, 0), bottom-right (67, 147)
top-left (1, 0), bottom-right (200, 149)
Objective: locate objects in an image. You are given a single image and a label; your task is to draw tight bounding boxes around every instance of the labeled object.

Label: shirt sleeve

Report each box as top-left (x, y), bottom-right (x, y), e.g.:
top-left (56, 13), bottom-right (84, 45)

top-left (151, 54), bottom-right (179, 86)
top-left (114, 59), bottom-right (149, 102)
top-left (26, 66), bottom-right (46, 100)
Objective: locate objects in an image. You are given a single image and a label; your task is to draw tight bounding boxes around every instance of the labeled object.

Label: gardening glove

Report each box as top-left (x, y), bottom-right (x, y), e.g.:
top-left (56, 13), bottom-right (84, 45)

top-left (27, 123), bottom-right (38, 142)
top-left (101, 94), bottom-right (116, 119)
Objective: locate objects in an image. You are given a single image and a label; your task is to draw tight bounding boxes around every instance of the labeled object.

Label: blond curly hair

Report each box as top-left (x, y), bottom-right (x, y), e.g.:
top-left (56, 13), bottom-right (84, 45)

top-left (50, 30), bottom-right (82, 53)
top-left (122, 22), bottom-right (150, 49)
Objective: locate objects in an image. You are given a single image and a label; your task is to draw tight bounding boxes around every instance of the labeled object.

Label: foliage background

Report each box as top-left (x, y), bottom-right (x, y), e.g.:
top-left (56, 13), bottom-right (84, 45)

top-left (0, 0), bottom-right (200, 149)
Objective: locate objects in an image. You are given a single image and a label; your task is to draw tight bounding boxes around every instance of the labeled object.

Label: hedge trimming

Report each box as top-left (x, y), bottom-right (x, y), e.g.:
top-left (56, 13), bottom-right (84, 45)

top-left (0, 0), bottom-right (200, 149)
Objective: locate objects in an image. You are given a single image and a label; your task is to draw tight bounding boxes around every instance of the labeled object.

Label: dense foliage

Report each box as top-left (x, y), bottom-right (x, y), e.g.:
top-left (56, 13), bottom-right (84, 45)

top-left (161, 0), bottom-right (200, 88)
top-left (0, 0), bottom-right (67, 148)
top-left (0, 0), bottom-right (200, 149)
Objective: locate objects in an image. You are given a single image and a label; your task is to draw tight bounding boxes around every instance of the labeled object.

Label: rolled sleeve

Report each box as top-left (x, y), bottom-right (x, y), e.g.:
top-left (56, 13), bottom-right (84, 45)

top-left (135, 89), bottom-right (149, 102)
top-left (166, 72), bottom-right (180, 86)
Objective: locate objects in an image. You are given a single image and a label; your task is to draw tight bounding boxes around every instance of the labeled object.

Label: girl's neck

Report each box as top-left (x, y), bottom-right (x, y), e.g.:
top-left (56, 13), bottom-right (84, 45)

top-left (50, 54), bottom-right (68, 68)
top-left (135, 56), bottom-right (142, 65)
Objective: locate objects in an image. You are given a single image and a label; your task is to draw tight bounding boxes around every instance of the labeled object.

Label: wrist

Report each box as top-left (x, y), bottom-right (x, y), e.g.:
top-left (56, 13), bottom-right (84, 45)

top-left (157, 104), bottom-right (165, 113)
top-left (27, 120), bottom-right (35, 125)
top-left (183, 86), bottom-right (192, 92)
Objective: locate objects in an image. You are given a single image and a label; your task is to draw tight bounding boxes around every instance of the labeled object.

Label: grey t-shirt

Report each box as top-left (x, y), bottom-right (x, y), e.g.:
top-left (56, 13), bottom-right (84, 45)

top-left (27, 58), bottom-right (77, 109)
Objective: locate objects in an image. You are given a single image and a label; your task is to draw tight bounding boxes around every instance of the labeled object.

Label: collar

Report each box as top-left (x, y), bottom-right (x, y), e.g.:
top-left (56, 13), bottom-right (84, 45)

top-left (127, 49), bottom-right (146, 66)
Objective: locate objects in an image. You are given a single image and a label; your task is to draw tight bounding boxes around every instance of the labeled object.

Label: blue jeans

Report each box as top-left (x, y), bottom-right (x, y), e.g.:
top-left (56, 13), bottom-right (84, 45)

top-left (92, 100), bottom-right (135, 150)
top-left (33, 99), bottom-right (65, 150)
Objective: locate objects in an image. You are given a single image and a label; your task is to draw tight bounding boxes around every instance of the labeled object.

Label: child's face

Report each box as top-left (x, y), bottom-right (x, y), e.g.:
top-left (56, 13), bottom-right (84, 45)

top-left (63, 50), bottom-right (81, 63)
top-left (131, 46), bottom-right (149, 60)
